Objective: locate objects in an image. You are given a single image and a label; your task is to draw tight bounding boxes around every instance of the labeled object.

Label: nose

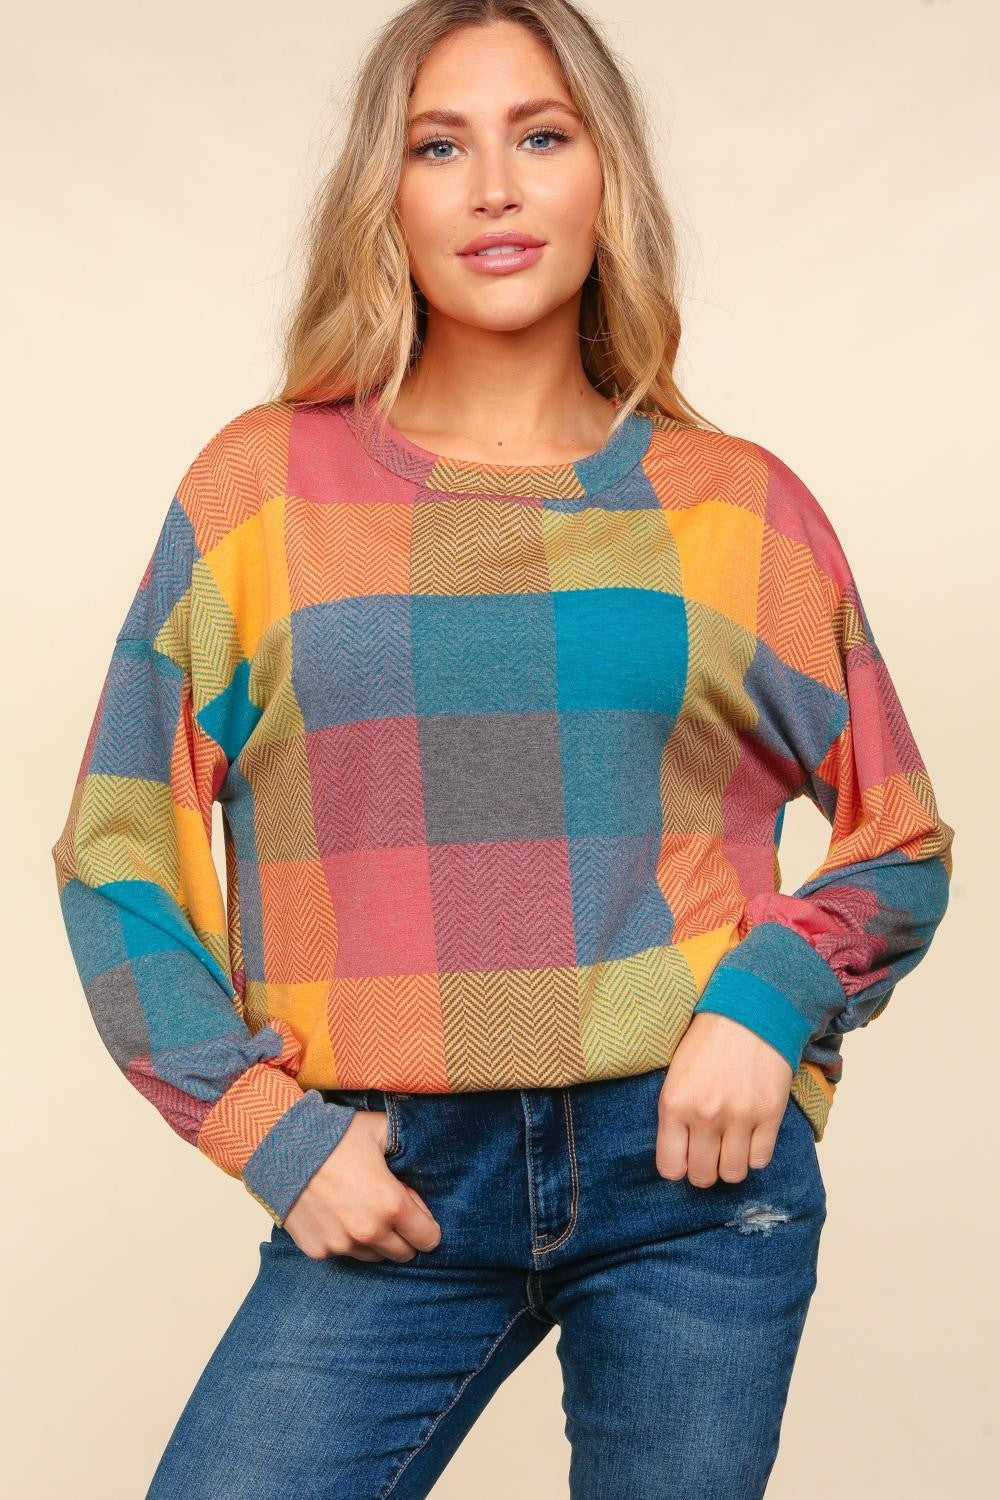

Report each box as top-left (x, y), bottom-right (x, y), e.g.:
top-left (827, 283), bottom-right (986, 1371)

top-left (467, 142), bottom-right (524, 215)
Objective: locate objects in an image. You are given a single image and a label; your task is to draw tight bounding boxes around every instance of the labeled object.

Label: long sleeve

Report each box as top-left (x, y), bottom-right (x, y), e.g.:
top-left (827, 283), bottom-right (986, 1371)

top-left (50, 432), bottom-right (355, 1226)
top-left (691, 445), bottom-right (955, 1079)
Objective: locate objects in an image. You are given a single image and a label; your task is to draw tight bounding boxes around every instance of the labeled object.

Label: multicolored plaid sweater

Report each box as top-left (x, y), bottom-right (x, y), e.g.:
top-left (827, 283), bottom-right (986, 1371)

top-left (50, 393), bottom-right (954, 1226)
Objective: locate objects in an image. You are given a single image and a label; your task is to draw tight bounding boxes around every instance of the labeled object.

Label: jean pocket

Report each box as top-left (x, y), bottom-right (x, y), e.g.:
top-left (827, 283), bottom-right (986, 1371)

top-left (323, 1088), bottom-right (402, 1160)
top-left (322, 1088), bottom-right (370, 1108)
top-left (380, 1091), bottom-right (404, 1159)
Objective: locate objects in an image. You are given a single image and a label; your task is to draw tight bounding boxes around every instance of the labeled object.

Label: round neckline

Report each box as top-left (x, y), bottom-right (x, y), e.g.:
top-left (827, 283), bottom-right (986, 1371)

top-left (335, 390), bottom-right (654, 500)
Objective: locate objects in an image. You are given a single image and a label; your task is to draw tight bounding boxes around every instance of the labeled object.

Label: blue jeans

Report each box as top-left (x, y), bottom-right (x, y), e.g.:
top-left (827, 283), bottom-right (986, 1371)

top-left (147, 1066), bottom-right (827, 1498)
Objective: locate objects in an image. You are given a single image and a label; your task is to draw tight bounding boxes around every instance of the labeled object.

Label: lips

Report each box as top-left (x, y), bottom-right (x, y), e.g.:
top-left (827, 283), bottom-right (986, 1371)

top-left (458, 231), bottom-right (545, 255)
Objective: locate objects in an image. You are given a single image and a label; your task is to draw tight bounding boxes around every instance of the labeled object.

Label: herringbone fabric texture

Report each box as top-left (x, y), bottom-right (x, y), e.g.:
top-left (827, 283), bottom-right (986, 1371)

top-left (50, 393), bottom-right (954, 1224)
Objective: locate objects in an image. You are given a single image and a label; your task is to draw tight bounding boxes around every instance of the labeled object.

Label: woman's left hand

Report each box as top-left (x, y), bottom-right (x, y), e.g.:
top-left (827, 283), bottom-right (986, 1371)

top-left (656, 1011), bottom-right (794, 1187)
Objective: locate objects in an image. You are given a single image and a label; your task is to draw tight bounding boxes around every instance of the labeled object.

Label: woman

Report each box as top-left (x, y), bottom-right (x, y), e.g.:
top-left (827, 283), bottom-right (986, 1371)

top-left (51, 2), bottom-right (954, 1496)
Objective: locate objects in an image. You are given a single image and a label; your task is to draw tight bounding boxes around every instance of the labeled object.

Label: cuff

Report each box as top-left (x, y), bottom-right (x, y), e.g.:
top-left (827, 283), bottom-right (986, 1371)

top-left (241, 1090), bottom-right (358, 1225)
top-left (691, 920), bottom-right (845, 1074)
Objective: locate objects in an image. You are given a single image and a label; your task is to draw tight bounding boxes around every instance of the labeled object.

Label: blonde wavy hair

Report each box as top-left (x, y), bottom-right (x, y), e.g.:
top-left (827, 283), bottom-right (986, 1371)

top-left (272, 0), bottom-right (720, 439)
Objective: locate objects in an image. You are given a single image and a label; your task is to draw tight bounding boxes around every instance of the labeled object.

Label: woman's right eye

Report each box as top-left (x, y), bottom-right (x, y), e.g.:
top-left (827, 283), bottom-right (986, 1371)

top-left (409, 136), bottom-right (458, 161)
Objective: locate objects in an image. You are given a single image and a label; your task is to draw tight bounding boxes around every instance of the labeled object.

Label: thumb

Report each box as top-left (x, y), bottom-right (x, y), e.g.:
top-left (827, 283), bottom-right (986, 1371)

top-left (403, 1183), bottom-right (438, 1222)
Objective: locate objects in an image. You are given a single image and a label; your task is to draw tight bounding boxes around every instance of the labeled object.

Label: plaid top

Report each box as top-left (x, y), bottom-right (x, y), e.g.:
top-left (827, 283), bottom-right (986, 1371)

top-left (50, 393), bottom-right (955, 1225)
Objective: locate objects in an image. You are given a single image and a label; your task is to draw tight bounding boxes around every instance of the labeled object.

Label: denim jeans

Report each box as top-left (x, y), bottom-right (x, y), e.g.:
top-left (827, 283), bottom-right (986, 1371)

top-left (146, 1065), bottom-right (827, 1498)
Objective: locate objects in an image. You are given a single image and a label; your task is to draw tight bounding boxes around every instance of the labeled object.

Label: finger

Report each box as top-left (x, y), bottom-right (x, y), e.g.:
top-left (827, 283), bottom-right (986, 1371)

top-left (368, 1227), bottom-right (422, 1263)
top-left (339, 1223), bottom-right (416, 1263)
top-left (718, 1124), bottom-right (753, 1182)
top-left (685, 1122), bottom-right (721, 1188)
top-left (394, 1189), bottom-right (443, 1254)
top-left (747, 1118), bottom-right (779, 1171)
top-left (656, 1113), bottom-right (689, 1180)
top-left (347, 1185), bottom-right (441, 1262)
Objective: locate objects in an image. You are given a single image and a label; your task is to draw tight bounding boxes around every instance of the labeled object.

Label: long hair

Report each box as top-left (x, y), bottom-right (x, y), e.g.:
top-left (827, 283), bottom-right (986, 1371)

top-left (271, 0), bottom-right (720, 440)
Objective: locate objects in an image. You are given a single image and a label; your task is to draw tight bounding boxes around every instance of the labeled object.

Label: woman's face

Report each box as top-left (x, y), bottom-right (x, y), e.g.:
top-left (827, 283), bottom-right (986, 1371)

top-left (396, 20), bottom-right (603, 336)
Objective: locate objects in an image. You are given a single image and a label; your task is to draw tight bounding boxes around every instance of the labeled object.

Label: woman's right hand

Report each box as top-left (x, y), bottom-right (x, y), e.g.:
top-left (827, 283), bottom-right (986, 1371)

top-left (282, 1109), bottom-right (442, 1262)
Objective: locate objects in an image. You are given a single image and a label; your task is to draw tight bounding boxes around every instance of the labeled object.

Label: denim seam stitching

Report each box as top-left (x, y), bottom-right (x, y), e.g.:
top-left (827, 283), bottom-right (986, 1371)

top-left (525, 1269), bottom-right (553, 1325)
top-left (383, 1091), bottom-right (401, 1158)
top-left (375, 1305), bottom-right (538, 1498)
top-left (520, 1092), bottom-right (543, 1252)
top-left (534, 1088), bottom-right (580, 1253)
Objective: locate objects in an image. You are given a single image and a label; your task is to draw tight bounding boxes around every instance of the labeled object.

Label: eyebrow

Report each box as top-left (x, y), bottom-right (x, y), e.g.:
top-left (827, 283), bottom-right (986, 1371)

top-left (407, 96), bottom-right (582, 129)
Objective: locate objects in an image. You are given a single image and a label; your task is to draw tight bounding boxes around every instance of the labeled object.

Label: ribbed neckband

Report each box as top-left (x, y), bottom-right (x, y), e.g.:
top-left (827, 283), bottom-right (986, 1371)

top-left (335, 391), bottom-right (654, 500)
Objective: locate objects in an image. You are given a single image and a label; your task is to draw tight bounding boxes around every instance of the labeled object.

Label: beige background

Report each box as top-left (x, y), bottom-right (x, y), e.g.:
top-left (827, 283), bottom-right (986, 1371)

top-left (6, 1), bottom-right (996, 1494)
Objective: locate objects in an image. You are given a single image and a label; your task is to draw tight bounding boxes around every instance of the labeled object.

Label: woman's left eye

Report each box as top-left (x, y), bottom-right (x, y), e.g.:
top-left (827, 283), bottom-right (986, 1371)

top-left (522, 127), bottom-right (570, 150)
top-left (410, 127), bottom-right (570, 161)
